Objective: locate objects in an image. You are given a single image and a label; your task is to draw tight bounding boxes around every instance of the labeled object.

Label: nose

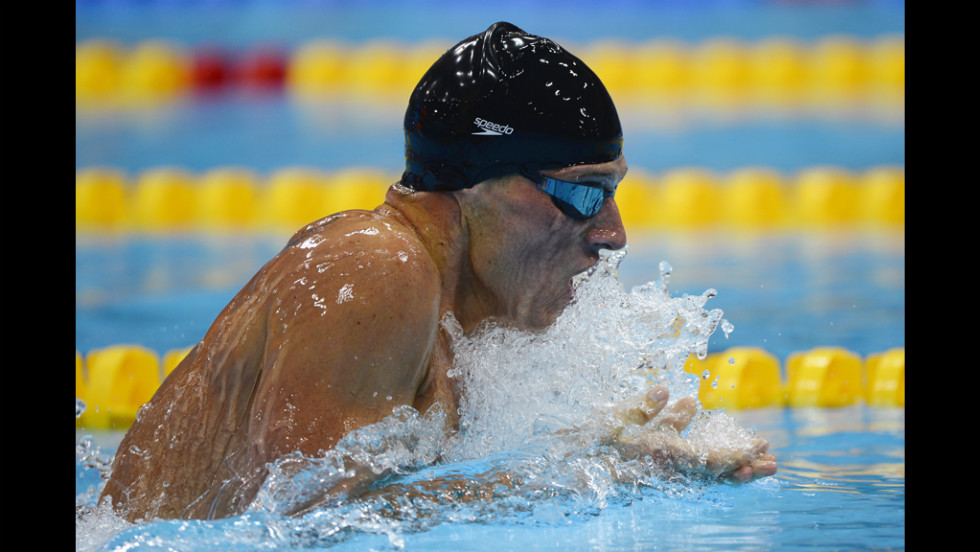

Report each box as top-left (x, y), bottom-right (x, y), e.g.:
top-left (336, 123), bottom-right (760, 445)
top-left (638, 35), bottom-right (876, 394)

top-left (586, 197), bottom-right (628, 253)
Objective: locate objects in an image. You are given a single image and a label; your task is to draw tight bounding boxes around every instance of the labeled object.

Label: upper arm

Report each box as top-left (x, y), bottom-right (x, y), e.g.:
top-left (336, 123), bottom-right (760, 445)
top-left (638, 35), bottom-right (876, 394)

top-left (248, 218), bottom-right (442, 459)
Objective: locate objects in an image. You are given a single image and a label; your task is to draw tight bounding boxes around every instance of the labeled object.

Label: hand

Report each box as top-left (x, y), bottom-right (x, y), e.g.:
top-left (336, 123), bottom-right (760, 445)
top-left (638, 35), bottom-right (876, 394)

top-left (604, 385), bottom-right (777, 484)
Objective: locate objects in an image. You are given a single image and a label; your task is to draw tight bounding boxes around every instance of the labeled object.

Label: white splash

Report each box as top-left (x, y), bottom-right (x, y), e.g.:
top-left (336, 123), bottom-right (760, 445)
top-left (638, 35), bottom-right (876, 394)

top-left (442, 248), bottom-right (731, 462)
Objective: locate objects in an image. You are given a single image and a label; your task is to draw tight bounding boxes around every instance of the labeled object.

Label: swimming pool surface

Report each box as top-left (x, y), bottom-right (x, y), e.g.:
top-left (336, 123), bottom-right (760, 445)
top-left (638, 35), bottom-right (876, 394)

top-left (77, 403), bottom-right (904, 551)
top-left (76, 230), bottom-right (904, 551)
top-left (76, 1), bottom-right (904, 550)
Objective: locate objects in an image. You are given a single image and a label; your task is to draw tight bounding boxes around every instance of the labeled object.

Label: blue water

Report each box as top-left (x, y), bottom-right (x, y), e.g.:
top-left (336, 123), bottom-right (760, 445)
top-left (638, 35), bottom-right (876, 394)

top-left (76, 96), bottom-right (905, 175)
top-left (75, 231), bottom-right (905, 551)
top-left (76, 2), bottom-right (904, 550)
top-left (76, 405), bottom-right (904, 551)
top-left (76, 0), bottom-right (905, 47)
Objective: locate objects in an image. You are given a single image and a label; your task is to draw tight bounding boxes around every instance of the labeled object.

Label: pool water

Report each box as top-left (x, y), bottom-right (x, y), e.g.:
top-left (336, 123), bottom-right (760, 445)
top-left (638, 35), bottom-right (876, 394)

top-left (76, 404), bottom-right (904, 551)
top-left (76, 1), bottom-right (904, 549)
top-left (76, 237), bottom-right (904, 551)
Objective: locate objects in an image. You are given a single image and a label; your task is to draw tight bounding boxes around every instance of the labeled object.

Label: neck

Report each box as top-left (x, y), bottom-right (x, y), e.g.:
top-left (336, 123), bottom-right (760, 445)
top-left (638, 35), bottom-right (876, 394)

top-left (377, 184), bottom-right (501, 335)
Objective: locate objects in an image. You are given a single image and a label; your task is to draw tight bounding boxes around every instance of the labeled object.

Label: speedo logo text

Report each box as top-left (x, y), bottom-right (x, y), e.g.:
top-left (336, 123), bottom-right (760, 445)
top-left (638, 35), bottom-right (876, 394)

top-left (472, 117), bottom-right (514, 136)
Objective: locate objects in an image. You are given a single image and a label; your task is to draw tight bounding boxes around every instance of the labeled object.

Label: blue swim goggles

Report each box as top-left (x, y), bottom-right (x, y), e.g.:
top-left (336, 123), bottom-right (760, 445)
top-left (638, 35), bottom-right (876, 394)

top-left (521, 170), bottom-right (615, 220)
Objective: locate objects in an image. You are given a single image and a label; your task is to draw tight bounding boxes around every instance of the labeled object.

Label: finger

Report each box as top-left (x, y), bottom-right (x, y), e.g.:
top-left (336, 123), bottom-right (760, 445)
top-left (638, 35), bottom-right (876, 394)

top-left (617, 385), bottom-right (669, 426)
top-left (703, 447), bottom-right (745, 475)
top-left (747, 442), bottom-right (776, 477)
top-left (721, 454), bottom-right (778, 484)
top-left (751, 456), bottom-right (778, 478)
top-left (657, 396), bottom-right (698, 433)
top-left (639, 431), bottom-right (696, 467)
top-left (726, 465), bottom-right (755, 484)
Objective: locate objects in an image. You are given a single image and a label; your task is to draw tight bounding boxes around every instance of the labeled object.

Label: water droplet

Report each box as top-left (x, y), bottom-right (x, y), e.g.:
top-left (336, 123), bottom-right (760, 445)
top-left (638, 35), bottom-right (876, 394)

top-left (336, 283), bottom-right (354, 304)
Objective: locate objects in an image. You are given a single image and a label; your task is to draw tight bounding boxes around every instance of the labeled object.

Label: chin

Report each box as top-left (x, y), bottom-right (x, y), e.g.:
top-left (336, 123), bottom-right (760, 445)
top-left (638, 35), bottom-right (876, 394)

top-left (522, 283), bottom-right (574, 331)
top-left (522, 312), bottom-right (559, 332)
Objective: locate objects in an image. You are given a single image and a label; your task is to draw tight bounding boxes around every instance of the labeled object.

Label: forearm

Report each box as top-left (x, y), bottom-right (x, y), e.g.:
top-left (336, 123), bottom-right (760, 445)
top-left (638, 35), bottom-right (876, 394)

top-left (267, 456), bottom-right (392, 517)
top-left (360, 468), bottom-right (520, 506)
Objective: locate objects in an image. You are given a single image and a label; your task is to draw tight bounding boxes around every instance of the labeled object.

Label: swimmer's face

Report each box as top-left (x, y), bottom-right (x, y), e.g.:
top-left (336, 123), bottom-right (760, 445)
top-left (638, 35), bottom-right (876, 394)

top-left (459, 156), bottom-right (628, 330)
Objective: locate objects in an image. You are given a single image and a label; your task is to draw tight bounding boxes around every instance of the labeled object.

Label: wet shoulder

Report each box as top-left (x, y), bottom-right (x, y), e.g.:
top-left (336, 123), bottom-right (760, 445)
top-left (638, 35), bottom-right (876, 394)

top-left (278, 210), bottom-right (440, 305)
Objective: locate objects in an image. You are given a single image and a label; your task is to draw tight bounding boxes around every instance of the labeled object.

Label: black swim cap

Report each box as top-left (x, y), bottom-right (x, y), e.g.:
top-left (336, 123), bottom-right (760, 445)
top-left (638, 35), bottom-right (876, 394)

top-left (402, 22), bottom-right (623, 192)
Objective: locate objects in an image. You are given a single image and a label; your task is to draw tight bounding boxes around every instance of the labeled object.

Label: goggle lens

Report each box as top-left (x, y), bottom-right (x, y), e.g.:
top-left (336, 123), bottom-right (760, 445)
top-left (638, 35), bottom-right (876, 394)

top-left (536, 176), bottom-right (612, 219)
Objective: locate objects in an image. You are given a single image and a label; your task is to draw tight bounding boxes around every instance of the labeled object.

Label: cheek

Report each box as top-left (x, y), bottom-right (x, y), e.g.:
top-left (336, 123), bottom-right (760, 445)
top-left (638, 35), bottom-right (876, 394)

top-left (467, 183), bottom-right (581, 273)
top-left (510, 211), bottom-right (572, 266)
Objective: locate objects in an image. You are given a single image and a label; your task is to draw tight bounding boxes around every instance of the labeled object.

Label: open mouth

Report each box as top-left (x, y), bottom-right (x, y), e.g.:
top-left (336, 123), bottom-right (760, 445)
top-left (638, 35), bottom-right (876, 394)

top-left (569, 249), bottom-right (625, 293)
top-left (570, 259), bottom-right (601, 288)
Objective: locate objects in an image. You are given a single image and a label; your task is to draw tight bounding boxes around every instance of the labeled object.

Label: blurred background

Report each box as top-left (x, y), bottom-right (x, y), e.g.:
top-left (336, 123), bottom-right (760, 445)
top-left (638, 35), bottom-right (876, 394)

top-left (76, 0), bottom-right (904, 415)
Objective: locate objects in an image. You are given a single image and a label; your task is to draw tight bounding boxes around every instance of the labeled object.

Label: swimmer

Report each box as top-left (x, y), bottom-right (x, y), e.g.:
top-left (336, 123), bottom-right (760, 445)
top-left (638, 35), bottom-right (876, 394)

top-left (100, 22), bottom-right (776, 522)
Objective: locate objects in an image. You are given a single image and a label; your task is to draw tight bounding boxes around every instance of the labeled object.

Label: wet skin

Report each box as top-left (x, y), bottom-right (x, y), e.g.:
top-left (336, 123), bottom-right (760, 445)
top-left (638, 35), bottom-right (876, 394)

top-left (100, 156), bottom-right (775, 521)
top-left (606, 385), bottom-right (779, 483)
top-left (454, 157), bottom-right (629, 331)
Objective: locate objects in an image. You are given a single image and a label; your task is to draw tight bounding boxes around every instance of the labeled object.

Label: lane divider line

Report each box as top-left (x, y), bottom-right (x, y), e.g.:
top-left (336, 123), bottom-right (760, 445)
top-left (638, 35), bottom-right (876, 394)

top-left (76, 344), bottom-right (905, 429)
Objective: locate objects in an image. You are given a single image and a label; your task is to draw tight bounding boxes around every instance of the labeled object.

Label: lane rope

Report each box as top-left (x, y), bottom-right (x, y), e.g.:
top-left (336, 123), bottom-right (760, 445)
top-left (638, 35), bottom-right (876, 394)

top-left (76, 35), bottom-right (904, 108)
top-left (76, 164), bottom-right (905, 232)
top-left (76, 344), bottom-right (905, 429)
